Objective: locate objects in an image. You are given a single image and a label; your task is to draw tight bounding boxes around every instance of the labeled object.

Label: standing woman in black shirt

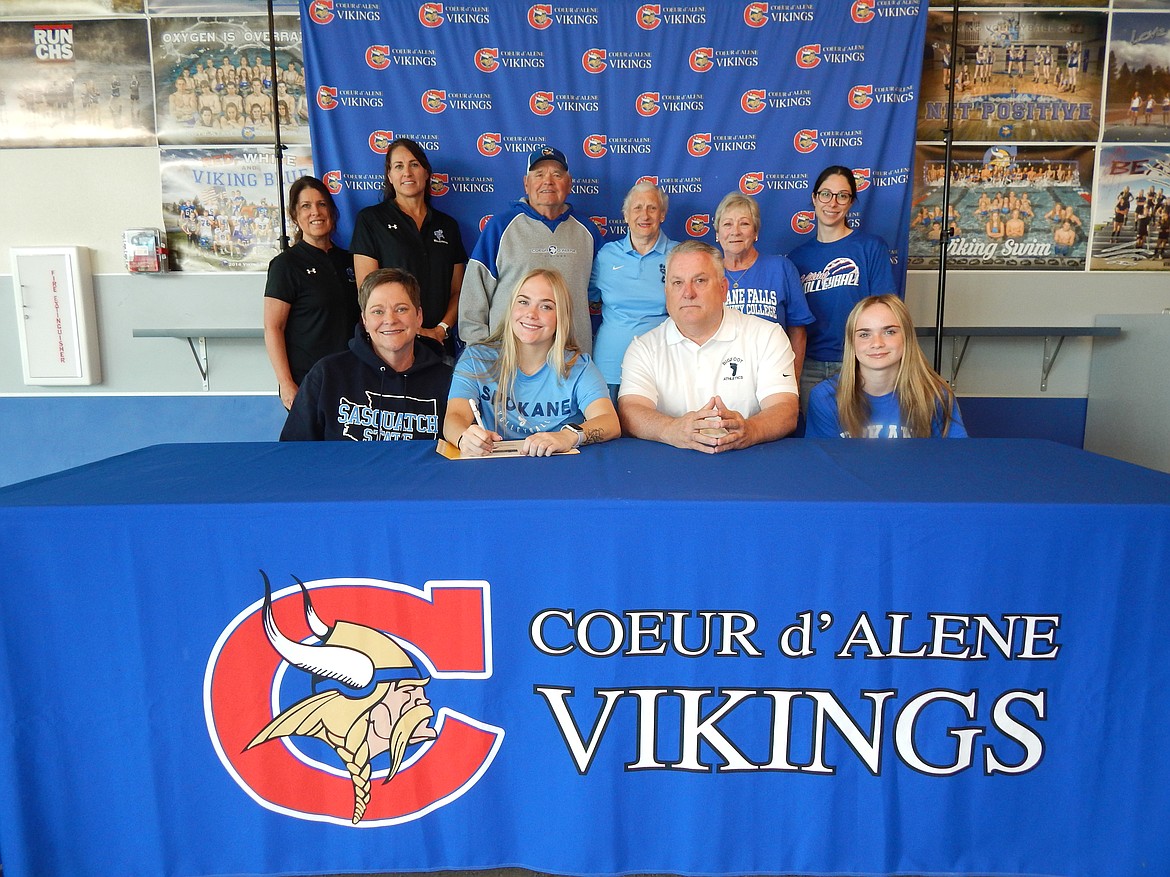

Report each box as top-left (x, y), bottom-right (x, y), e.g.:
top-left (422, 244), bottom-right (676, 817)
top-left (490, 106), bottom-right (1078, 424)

top-left (350, 137), bottom-right (467, 357)
top-left (263, 176), bottom-right (358, 410)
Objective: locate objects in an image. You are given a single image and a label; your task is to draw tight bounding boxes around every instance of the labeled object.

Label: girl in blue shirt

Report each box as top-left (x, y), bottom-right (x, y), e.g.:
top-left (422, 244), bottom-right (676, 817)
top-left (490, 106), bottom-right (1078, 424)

top-left (807, 294), bottom-right (966, 439)
top-left (445, 268), bottom-right (619, 456)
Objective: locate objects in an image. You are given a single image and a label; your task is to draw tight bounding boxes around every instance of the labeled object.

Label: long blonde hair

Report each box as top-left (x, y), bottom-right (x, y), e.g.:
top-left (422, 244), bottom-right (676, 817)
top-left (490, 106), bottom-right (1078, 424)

top-left (481, 268), bottom-right (580, 431)
top-left (837, 294), bottom-right (960, 438)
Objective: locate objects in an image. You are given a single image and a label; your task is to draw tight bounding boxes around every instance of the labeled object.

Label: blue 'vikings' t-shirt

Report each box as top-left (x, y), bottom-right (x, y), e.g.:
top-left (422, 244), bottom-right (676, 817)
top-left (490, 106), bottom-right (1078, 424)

top-left (450, 344), bottom-right (608, 440)
top-left (806, 375), bottom-right (967, 438)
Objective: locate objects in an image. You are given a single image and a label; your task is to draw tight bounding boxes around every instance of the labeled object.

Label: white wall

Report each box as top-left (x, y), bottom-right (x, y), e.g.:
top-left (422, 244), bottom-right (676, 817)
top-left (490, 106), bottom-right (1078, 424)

top-left (3, 146), bottom-right (1170, 401)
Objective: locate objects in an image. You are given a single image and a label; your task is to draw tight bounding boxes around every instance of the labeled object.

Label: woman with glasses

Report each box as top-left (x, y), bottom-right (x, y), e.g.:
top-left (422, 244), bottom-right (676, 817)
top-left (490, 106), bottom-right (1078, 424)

top-left (787, 165), bottom-right (898, 410)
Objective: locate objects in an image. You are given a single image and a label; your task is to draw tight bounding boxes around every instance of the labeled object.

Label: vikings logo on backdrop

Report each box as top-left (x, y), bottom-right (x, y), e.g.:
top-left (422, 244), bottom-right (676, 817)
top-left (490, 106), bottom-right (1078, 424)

top-left (475, 47), bottom-right (500, 73)
top-left (853, 167), bottom-right (871, 192)
top-left (791, 211), bottom-right (815, 234)
top-left (689, 48), bottom-right (713, 73)
top-left (206, 573), bottom-right (502, 827)
top-left (528, 4), bottom-right (552, 28)
top-left (584, 134), bottom-right (607, 158)
top-left (316, 86), bottom-right (338, 111)
top-left (430, 174), bottom-right (450, 197)
top-left (422, 90), bottom-right (447, 113)
top-left (366, 45), bottom-right (390, 69)
top-left (796, 44), bottom-right (821, 69)
top-left (323, 171), bottom-right (343, 194)
top-left (582, 48), bottom-right (606, 73)
top-left (530, 91), bottom-right (554, 116)
top-left (744, 2), bottom-right (767, 27)
top-left (636, 93), bottom-right (661, 117)
top-left (478, 133), bottom-right (502, 156)
top-left (740, 173), bottom-right (764, 195)
top-left (687, 133), bottom-right (712, 157)
top-left (849, 84), bottom-right (873, 110)
top-left (309, 0), bottom-right (334, 24)
top-left (369, 130), bottom-right (394, 154)
top-left (637, 4), bottom-right (661, 29)
top-left (741, 90), bottom-right (766, 114)
top-left (687, 214), bottom-right (711, 236)
top-left (419, 2), bottom-right (443, 26)
top-left (794, 129), bottom-right (818, 153)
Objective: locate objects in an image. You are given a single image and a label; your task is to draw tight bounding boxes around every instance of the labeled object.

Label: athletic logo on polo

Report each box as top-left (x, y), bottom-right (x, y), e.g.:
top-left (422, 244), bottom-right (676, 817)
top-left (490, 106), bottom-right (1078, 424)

top-left (366, 45), bottom-right (390, 69)
top-left (206, 575), bottom-right (502, 826)
top-left (744, 2), bottom-right (768, 27)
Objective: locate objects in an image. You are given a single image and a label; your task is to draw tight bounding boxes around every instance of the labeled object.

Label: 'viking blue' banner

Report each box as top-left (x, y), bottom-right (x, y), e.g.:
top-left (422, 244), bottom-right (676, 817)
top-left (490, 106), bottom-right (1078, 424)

top-left (2, 440), bottom-right (1170, 877)
top-left (299, 0), bottom-right (928, 277)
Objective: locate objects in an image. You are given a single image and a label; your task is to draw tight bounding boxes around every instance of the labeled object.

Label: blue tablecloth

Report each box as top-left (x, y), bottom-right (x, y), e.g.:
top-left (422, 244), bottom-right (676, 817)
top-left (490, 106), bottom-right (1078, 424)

top-left (1, 439), bottom-right (1168, 877)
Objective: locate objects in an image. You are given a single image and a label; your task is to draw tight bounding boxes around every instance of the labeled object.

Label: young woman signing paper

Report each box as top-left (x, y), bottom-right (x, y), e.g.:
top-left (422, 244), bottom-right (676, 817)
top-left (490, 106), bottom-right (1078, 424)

top-left (444, 269), bottom-right (619, 457)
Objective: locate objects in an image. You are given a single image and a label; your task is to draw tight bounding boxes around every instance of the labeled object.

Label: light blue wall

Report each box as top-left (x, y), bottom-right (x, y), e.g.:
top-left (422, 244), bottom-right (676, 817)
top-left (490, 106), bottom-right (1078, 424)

top-left (0, 395), bottom-right (286, 486)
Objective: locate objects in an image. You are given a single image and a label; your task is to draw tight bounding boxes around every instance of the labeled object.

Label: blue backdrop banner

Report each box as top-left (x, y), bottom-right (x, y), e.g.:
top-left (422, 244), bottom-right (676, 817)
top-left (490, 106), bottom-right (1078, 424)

top-left (299, 0), bottom-right (928, 276)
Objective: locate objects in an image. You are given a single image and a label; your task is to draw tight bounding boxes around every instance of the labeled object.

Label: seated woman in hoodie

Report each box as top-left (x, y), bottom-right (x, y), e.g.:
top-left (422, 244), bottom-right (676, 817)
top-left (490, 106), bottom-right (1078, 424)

top-left (280, 267), bottom-right (452, 441)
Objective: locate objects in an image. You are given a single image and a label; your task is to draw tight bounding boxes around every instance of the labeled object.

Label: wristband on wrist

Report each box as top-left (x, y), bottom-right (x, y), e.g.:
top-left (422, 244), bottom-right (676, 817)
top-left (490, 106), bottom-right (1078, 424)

top-left (561, 423), bottom-right (585, 448)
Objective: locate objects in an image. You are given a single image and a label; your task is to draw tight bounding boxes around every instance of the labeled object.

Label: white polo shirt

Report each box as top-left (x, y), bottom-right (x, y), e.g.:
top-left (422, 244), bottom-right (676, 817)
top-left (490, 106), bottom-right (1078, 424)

top-left (619, 307), bottom-right (797, 418)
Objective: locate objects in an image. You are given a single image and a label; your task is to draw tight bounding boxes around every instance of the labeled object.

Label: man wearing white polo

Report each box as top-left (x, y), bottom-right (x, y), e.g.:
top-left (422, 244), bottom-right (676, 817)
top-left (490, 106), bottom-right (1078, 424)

top-left (618, 240), bottom-right (799, 453)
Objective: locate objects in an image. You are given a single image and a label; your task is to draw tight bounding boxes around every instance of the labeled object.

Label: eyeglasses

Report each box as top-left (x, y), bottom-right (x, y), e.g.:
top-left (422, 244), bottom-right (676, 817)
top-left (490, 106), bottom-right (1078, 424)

top-left (815, 189), bottom-right (853, 204)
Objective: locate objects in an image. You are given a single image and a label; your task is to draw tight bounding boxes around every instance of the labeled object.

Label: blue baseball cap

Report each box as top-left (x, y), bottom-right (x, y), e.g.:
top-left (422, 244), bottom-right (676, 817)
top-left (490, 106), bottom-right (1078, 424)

top-left (527, 146), bottom-right (569, 173)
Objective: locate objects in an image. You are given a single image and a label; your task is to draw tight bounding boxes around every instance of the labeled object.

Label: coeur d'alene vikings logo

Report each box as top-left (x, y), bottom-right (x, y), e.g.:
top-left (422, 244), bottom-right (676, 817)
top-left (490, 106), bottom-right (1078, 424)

top-left (205, 573), bottom-right (502, 826)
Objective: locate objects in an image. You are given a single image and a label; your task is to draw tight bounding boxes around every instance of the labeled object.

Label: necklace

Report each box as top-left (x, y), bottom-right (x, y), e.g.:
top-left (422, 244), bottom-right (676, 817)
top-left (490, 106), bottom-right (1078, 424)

top-left (725, 261), bottom-right (755, 290)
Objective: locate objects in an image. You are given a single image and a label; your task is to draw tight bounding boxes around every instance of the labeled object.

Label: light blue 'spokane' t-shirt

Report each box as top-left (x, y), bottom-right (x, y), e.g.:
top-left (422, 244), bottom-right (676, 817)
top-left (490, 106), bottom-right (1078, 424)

top-left (450, 344), bottom-right (608, 440)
